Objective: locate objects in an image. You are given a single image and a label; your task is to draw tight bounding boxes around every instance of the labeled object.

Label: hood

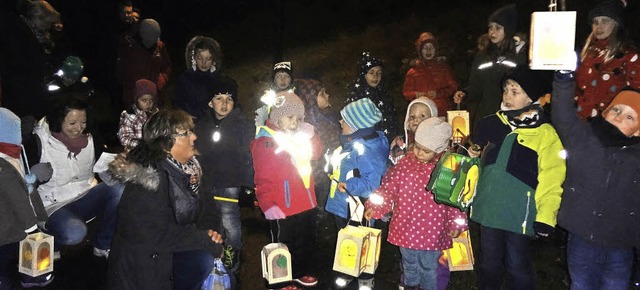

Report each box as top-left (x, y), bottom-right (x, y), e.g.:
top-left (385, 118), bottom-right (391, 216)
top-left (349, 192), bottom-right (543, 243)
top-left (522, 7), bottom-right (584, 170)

top-left (184, 36), bottom-right (222, 71)
top-left (403, 97), bottom-right (438, 144)
top-left (109, 154), bottom-right (160, 191)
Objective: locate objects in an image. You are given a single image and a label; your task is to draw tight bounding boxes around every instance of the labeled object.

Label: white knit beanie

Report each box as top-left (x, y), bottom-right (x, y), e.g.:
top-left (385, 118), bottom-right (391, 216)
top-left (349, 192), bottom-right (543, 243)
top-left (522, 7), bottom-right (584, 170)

top-left (414, 117), bottom-right (452, 153)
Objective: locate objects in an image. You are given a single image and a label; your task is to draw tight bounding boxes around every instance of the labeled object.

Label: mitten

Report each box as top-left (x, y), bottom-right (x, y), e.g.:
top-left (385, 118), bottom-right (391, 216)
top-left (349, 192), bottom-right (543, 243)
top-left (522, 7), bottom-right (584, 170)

top-left (30, 162), bottom-right (53, 182)
top-left (264, 206), bottom-right (286, 220)
top-left (534, 222), bottom-right (554, 238)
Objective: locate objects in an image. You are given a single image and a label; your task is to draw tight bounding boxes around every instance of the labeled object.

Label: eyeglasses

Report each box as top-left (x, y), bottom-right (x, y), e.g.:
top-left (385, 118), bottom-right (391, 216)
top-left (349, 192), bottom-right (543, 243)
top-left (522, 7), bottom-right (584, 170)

top-left (173, 129), bottom-right (194, 138)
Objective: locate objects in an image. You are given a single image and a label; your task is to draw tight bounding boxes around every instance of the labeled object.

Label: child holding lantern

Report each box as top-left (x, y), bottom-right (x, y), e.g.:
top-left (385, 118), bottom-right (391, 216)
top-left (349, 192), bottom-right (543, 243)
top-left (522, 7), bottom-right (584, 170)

top-left (365, 117), bottom-right (467, 290)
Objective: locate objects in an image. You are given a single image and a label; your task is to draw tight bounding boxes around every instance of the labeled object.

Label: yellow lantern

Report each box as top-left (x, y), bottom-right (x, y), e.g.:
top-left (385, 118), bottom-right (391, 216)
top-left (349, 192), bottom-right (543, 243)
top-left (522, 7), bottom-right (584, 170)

top-left (19, 233), bottom-right (54, 277)
top-left (261, 243), bottom-right (292, 284)
top-left (447, 110), bottom-right (470, 145)
top-left (529, 11), bottom-right (577, 70)
top-left (358, 226), bottom-right (381, 274)
top-left (333, 226), bottom-right (371, 277)
top-left (443, 230), bottom-right (474, 271)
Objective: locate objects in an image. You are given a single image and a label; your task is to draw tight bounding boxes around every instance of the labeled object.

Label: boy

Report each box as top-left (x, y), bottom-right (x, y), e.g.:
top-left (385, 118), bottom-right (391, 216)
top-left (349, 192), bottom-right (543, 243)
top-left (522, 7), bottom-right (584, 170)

top-left (251, 91), bottom-right (323, 288)
top-left (553, 71), bottom-right (640, 289)
top-left (468, 67), bottom-right (566, 290)
top-left (366, 117), bottom-right (467, 290)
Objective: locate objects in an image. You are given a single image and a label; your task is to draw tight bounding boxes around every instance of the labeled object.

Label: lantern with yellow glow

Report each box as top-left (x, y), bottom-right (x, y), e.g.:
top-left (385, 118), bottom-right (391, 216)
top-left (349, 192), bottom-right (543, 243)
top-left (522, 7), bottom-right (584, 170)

top-left (447, 110), bottom-right (470, 145)
top-left (261, 243), bottom-right (292, 284)
top-left (529, 11), bottom-right (577, 70)
top-left (333, 225), bottom-right (371, 277)
top-left (443, 230), bottom-right (474, 271)
top-left (19, 233), bottom-right (54, 277)
top-left (427, 152), bottom-right (481, 211)
top-left (358, 226), bottom-right (381, 274)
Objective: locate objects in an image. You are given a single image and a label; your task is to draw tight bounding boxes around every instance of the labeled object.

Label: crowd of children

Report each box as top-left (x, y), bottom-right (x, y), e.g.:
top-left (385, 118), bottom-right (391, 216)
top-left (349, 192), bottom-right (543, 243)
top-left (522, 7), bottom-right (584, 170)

top-left (2, 0), bottom-right (640, 290)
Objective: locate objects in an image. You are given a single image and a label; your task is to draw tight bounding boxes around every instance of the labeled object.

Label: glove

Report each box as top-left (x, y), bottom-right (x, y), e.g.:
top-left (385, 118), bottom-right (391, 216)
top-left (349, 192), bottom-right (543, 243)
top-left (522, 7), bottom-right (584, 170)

top-left (534, 222), bottom-right (554, 238)
top-left (264, 206), bottom-right (286, 220)
top-left (30, 162), bottom-right (53, 182)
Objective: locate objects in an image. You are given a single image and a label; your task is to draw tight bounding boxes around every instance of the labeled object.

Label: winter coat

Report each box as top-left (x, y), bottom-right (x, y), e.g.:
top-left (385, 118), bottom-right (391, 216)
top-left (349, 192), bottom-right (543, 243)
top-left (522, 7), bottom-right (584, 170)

top-left (117, 105), bottom-right (151, 150)
top-left (345, 83), bottom-right (400, 142)
top-left (33, 119), bottom-right (96, 215)
top-left (116, 37), bottom-right (171, 104)
top-left (470, 110), bottom-right (565, 236)
top-left (402, 59), bottom-right (459, 115)
top-left (365, 153), bottom-right (467, 250)
top-left (108, 157), bottom-right (223, 290)
top-left (552, 74), bottom-right (640, 248)
top-left (0, 156), bottom-right (37, 246)
top-left (194, 108), bottom-right (255, 190)
top-left (325, 131), bottom-right (389, 219)
top-left (251, 121), bottom-right (323, 216)
top-left (173, 70), bottom-right (239, 120)
top-left (575, 38), bottom-right (640, 119)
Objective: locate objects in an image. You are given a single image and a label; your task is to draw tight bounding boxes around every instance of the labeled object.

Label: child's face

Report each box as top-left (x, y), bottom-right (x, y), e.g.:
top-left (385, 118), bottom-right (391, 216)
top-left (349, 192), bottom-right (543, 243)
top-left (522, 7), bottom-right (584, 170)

top-left (339, 119), bottom-right (355, 135)
top-left (604, 104), bottom-right (640, 137)
top-left (413, 142), bottom-right (436, 163)
top-left (502, 80), bottom-right (531, 110)
top-left (420, 43), bottom-right (436, 60)
top-left (195, 49), bottom-right (214, 72)
top-left (487, 22), bottom-right (505, 44)
top-left (365, 66), bottom-right (382, 88)
top-left (136, 94), bottom-right (155, 112)
top-left (407, 103), bottom-right (432, 133)
top-left (274, 72), bottom-right (292, 90)
top-left (209, 93), bottom-right (234, 119)
top-left (277, 114), bottom-right (302, 133)
top-left (592, 16), bottom-right (616, 40)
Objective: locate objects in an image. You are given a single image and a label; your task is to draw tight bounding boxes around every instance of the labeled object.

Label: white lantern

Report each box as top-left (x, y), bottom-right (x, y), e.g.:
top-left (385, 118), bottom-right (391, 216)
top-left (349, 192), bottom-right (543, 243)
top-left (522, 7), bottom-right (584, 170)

top-left (529, 11), bottom-right (577, 70)
top-left (18, 233), bottom-right (54, 277)
top-left (443, 230), bottom-right (475, 271)
top-left (261, 242), bottom-right (292, 284)
top-left (333, 225), bottom-right (371, 277)
top-left (358, 226), bottom-right (381, 274)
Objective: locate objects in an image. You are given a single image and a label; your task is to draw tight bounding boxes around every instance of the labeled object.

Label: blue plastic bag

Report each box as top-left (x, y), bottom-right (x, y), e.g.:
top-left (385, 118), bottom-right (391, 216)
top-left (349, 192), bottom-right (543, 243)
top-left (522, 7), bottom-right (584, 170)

top-left (201, 258), bottom-right (231, 290)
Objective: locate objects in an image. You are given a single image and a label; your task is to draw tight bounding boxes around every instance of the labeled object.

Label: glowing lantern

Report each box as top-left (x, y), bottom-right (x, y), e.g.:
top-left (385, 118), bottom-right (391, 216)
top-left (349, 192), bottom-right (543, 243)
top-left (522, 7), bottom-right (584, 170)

top-left (261, 243), bottom-right (292, 284)
top-left (529, 11), bottom-right (577, 70)
top-left (333, 226), bottom-right (371, 277)
top-left (442, 230), bottom-right (474, 271)
top-left (358, 226), bottom-right (381, 274)
top-left (427, 152), bottom-right (481, 211)
top-left (447, 110), bottom-right (470, 145)
top-left (19, 233), bottom-right (54, 277)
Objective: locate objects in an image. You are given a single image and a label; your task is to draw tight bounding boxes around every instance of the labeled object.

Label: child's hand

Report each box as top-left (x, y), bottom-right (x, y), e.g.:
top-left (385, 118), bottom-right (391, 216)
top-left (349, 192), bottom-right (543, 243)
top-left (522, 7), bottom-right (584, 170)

top-left (468, 146), bottom-right (482, 158)
top-left (207, 230), bottom-right (224, 244)
top-left (364, 209), bottom-right (373, 221)
top-left (448, 229), bottom-right (462, 238)
top-left (338, 182), bottom-right (348, 192)
top-left (453, 91), bottom-right (465, 104)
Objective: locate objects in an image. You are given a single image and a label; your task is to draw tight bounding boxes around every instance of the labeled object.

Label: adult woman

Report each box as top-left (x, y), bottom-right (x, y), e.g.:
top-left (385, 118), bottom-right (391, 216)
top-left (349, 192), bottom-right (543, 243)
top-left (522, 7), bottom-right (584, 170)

top-left (575, 0), bottom-right (640, 119)
top-left (108, 109), bottom-right (223, 290)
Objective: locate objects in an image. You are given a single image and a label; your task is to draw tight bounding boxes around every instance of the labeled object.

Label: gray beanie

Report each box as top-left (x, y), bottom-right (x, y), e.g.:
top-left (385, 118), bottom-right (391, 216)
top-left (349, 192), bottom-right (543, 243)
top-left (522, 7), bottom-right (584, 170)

top-left (414, 117), bottom-right (452, 153)
top-left (139, 19), bottom-right (161, 48)
top-left (269, 91), bottom-right (305, 123)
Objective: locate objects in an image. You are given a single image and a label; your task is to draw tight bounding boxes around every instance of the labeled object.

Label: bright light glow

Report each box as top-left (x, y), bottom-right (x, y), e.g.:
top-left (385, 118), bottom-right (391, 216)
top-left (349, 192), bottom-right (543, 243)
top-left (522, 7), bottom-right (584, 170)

top-left (369, 193), bottom-right (384, 205)
top-left (478, 62), bottom-right (493, 70)
top-left (259, 90), bottom-right (276, 106)
top-left (359, 286), bottom-right (372, 290)
top-left (47, 84), bottom-right (60, 91)
top-left (501, 60), bottom-right (517, 67)
top-left (353, 142), bottom-right (365, 155)
top-left (335, 277), bottom-right (348, 287)
top-left (212, 131), bottom-right (221, 142)
top-left (559, 149), bottom-right (567, 159)
top-left (454, 218), bottom-right (467, 226)
top-left (55, 69), bottom-right (64, 76)
top-left (323, 149), bottom-right (331, 173)
top-left (272, 130), bottom-right (313, 188)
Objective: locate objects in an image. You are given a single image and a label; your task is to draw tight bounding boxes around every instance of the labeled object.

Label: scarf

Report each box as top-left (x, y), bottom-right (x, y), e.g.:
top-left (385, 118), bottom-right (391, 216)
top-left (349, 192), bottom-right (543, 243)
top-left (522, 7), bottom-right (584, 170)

top-left (500, 102), bottom-right (547, 129)
top-left (0, 142), bottom-right (22, 159)
top-left (167, 156), bottom-right (202, 194)
top-left (51, 132), bottom-right (89, 158)
top-left (590, 116), bottom-right (640, 147)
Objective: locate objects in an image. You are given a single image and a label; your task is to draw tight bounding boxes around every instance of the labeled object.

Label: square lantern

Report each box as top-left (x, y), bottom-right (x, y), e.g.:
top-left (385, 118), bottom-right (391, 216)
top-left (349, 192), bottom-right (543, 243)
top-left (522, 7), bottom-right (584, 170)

top-left (529, 11), bottom-right (577, 70)
top-left (443, 230), bottom-right (474, 271)
top-left (261, 242), bottom-right (292, 284)
top-left (19, 232), bottom-right (54, 277)
top-left (447, 110), bottom-right (470, 145)
top-left (333, 225), bottom-right (371, 277)
top-left (358, 226), bottom-right (381, 274)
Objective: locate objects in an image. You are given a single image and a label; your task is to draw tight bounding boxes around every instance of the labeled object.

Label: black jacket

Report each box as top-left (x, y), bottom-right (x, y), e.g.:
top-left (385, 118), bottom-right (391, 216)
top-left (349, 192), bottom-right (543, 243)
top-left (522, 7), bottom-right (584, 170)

top-left (552, 73), bottom-right (640, 248)
top-left (172, 70), bottom-right (238, 119)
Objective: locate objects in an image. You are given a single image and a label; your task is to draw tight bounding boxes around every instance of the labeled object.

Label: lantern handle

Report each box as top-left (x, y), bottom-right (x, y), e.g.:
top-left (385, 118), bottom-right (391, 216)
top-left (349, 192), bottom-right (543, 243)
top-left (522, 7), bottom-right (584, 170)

top-left (548, 0), bottom-right (557, 11)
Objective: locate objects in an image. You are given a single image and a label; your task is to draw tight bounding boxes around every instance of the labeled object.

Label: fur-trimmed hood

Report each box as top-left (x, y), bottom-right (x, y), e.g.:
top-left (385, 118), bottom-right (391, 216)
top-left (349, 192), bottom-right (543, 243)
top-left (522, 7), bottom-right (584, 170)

top-left (184, 36), bottom-right (222, 71)
top-left (109, 154), bottom-right (160, 191)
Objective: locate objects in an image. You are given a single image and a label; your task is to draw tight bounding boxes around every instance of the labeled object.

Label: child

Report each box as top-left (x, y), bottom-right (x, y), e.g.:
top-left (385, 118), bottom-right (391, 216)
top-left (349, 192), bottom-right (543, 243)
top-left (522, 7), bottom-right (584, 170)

top-left (251, 91), bottom-right (323, 288)
top-left (469, 67), bottom-right (565, 290)
top-left (117, 79), bottom-right (158, 151)
top-left (389, 97), bottom-right (438, 165)
top-left (255, 61), bottom-right (299, 127)
top-left (553, 71), bottom-right (640, 288)
top-left (194, 78), bottom-right (254, 280)
top-left (325, 98), bottom-right (389, 289)
top-left (402, 32), bottom-right (459, 116)
top-left (365, 117), bottom-right (467, 290)
top-left (345, 52), bottom-right (400, 142)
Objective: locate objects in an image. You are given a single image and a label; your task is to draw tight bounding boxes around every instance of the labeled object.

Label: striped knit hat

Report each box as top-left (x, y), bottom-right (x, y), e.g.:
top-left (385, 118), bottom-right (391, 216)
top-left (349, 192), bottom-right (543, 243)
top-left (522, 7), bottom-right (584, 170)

top-left (341, 98), bottom-right (382, 130)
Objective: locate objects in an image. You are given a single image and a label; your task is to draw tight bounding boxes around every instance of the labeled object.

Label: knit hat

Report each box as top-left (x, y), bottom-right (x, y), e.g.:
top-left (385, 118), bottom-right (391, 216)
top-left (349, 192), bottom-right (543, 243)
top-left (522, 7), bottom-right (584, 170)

top-left (211, 77), bottom-right (238, 103)
top-left (414, 117), bottom-right (452, 154)
top-left (139, 19), bottom-right (161, 48)
top-left (341, 98), bottom-right (383, 131)
top-left (357, 52), bottom-right (383, 80)
top-left (415, 32), bottom-right (437, 53)
top-left (0, 108), bottom-right (21, 145)
top-left (269, 91), bottom-right (305, 123)
top-left (503, 66), bottom-right (552, 102)
top-left (488, 4), bottom-right (517, 38)
top-left (134, 79), bottom-right (157, 101)
top-left (588, 0), bottom-right (625, 26)
top-left (603, 90), bottom-right (640, 120)
top-left (273, 61), bottom-right (293, 80)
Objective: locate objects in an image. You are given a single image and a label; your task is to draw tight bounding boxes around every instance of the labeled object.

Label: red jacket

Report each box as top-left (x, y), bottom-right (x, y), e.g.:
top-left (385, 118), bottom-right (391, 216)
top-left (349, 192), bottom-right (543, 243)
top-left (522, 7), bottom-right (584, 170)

top-left (116, 37), bottom-right (172, 104)
top-left (576, 39), bottom-right (640, 119)
top-left (402, 59), bottom-right (459, 116)
top-left (366, 153), bottom-right (467, 250)
top-left (251, 121), bottom-right (324, 217)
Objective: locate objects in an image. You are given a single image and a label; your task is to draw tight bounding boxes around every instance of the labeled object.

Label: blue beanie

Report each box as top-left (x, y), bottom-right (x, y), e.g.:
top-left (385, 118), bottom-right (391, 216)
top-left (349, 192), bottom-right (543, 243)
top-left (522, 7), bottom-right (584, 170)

top-left (341, 98), bottom-right (383, 130)
top-left (0, 108), bottom-right (21, 145)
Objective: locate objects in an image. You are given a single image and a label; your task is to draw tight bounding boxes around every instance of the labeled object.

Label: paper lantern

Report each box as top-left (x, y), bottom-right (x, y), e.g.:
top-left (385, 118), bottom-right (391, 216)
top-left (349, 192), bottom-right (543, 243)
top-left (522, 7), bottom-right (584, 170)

top-left (427, 152), bottom-right (481, 211)
top-left (333, 226), bottom-right (371, 277)
top-left (447, 110), bottom-right (470, 145)
top-left (358, 226), bottom-right (381, 274)
top-left (443, 230), bottom-right (474, 271)
top-left (529, 11), bottom-right (577, 70)
top-left (261, 243), bottom-right (292, 284)
top-left (19, 233), bottom-right (54, 277)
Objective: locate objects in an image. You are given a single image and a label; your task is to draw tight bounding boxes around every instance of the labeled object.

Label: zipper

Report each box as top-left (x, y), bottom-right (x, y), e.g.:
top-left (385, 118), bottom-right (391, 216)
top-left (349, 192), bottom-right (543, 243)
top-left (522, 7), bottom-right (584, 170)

top-left (522, 191), bottom-right (531, 234)
top-left (284, 180), bottom-right (290, 208)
